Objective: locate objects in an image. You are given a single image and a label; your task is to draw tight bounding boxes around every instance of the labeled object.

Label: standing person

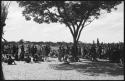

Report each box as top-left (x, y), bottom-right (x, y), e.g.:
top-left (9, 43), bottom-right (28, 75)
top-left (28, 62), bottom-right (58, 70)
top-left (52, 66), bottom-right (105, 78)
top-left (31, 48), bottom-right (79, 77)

top-left (25, 44), bottom-right (31, 57)
top-left (97, 45), bottom-right (102, 59)
top-left (12, 44), bottom-right (16, 57)
top-left (58, 45), bottom-right (62, 62)
top-left (1, 43), bottom-right (4, 54)
top-left (27, 44), bottom-right (31, 55)
top-left (90, 44), bottom-right (97, 61)
top-left (61, 45), bottom-right (65, 61)
top-left (119, 45), bottom-right (124, 65)
top-left (42, 46), bottom-right (46, 61)
top-left (17, 45), bottom-right (21, 61)
top-left (38, 45), bottom-right (44, 61)
top-left (36, 45), bottom-right (40, 56)
top-left (4, 45), bottom-right (7, 55)
top-left (14, 44), bottom-right (18, 61)
top-left (33, 45), bottom-right (37, 57)
top-left (64, 45), bottom-right (70, 63)
top-left (31, 44), bottom-right (34, 57)
top-left (82, 47), bottom-right (87, 58)
top-left (112, 46), bottom-right (120, 63)
top-left (44, 45), bottom-right (51, 61)
top-left (20, 44), bottom-right (25, 61)
top-left (8, 44), bottom-right (11, 54)
top-left (71, 45), bottom-right (75, 61)
top-left (33, 54), bottom-right (39, 63)
top-left (34, 45), bottom-right (37, 54)
top-left (10, 44), bottom-right (13, 55)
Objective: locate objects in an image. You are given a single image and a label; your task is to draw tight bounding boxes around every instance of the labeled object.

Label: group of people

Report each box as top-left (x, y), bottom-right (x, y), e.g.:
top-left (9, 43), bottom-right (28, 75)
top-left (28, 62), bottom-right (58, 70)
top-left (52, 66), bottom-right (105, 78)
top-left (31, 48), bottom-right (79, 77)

top-left (2, 43), bottom-right (51, 64)
top-left (54, 44), bottom-right (81, 62)
top-left (81, 43), bottom-right (124, 63)
top-left (53, 42), bottom-right (124, 63)
top-left (1, 42), bottom-right (124, 65)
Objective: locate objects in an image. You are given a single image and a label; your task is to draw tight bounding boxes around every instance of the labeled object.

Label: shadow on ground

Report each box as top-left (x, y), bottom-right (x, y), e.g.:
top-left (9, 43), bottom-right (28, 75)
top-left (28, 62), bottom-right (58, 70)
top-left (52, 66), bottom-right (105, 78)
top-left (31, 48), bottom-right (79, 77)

top-left (49, 60), bottom-right (124, 76)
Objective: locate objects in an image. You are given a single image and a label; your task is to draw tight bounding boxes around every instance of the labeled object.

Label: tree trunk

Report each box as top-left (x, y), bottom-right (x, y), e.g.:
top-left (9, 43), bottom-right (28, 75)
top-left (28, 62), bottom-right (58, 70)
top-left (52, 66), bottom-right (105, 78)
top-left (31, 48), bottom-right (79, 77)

top-left (71, 37), bottom-right (79, 62)
top-left (0, 24), bottom-right (5, 80)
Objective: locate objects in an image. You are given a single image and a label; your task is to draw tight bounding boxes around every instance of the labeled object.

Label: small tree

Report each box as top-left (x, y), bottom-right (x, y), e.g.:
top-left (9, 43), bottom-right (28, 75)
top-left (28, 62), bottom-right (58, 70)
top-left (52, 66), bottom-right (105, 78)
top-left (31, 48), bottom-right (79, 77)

top-left (18, 39), bottom-right (24, 44)
top-left (17, 1), bottom-right (122, 61)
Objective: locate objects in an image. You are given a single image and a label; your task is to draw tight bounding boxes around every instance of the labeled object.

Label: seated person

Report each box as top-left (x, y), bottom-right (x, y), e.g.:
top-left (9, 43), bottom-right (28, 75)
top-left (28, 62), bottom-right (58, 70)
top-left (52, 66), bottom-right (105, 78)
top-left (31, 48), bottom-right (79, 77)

top-left (8, 56), bottom-right (16, 65)
top-left (39, 55), bottom-right (44, 62)
top-left (4, 55), bottom-right (9, 63)
top-left (33, 54), bottom-right (39, 62)
top-left (25, 55), bottom-right (31, 63)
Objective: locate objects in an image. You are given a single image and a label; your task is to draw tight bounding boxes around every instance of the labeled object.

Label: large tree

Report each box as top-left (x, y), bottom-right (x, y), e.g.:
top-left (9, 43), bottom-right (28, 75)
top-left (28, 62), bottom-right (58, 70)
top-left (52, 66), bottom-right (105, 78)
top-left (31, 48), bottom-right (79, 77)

top-left (1, 1), bottom-right (11, 80)
top-left (17, 1), bottom-right (122, 61)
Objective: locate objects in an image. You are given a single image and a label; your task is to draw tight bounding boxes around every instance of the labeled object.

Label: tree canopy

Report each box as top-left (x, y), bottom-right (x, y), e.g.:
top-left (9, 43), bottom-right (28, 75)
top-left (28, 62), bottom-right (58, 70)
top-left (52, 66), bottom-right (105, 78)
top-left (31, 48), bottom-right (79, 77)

top-left (17, 1), bottom-right (122, 42)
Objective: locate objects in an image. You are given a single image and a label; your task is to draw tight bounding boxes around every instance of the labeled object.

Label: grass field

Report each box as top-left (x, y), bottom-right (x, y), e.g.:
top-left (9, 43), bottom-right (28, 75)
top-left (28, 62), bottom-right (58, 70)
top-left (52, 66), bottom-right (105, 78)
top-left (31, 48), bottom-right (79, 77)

top-left (2, 57), bottom-right (124, 80)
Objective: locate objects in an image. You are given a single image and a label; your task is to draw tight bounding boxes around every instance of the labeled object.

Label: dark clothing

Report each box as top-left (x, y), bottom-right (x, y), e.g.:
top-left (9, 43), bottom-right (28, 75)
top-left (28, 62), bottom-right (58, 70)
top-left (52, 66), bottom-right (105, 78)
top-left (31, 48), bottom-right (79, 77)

top-left (15, 54), bottom-right (18, 61)
top-left (33, 54), bottom-right (39, 62)
top-left (20, 45), bottom-right (25, 60)
top-left (31, 46), bottom-right (37, 56)
top-left (8, 57), bottom-right (15, 65)
top-left (45, 46), bottom-right (50, 56)
top-left (12, 45), bottom-right (18, 57)
top-left (25, 56), bottom-right (31, 63)
top-left (90, 46), bottom-right (97, 61)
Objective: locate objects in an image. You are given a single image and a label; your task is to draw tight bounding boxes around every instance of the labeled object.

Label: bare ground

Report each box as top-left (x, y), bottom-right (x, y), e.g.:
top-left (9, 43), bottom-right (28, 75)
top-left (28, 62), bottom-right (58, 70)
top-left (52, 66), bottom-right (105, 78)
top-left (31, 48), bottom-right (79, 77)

top-left (2, 58), bottom-right (124, 80)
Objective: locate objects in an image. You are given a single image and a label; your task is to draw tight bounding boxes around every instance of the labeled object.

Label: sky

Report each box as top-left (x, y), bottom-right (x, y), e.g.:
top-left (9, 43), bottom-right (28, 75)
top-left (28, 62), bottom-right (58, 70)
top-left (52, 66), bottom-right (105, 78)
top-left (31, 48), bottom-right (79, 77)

top-left (3, 1), bottom-right (124, 43)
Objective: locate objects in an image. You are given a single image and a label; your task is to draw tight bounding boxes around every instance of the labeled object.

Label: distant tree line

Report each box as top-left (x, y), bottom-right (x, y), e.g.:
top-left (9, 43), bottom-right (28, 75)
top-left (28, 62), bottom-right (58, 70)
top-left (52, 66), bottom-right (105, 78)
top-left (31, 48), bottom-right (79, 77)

top-left (2, 39), bottom-right (124, 47)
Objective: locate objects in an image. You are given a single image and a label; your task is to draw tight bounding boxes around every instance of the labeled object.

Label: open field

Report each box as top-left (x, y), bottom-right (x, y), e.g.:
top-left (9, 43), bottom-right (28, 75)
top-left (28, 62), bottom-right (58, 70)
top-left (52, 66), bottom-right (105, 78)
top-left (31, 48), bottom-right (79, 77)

top-left (2, 58), bottom-right (124, 80)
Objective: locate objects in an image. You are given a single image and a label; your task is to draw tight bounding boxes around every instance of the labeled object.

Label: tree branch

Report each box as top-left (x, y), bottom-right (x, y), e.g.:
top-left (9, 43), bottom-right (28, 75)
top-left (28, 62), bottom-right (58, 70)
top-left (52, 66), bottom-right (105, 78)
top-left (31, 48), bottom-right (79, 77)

top-left (76, 19), bottom-right (86, 42)
top-left (62, 6), bottom-right (76, 33)
top-left (57, 7), bottom-right (74, 35)
top-left (46, 8), bottom-right (61, 18)
top-left (65, 22), bottom-right (74, 37)
top-left (75, 11), bottom-right (89, 39)
top-left (84, 16), bottom-right (97, 27)
top-left (76, 10), bottom-right (93, 42)
top-left (2, 37), bottom-right (7, 42)
top-left (7, 1), bottom-right (11, 9)
top-left (70, 22), bottom-right (76, 33)
top-left (75, 19), bottom-right (84, 39)
top-left (78, 11), bottom-right (88, 27)
top-left (57, 7), bottom-right (64, 18)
